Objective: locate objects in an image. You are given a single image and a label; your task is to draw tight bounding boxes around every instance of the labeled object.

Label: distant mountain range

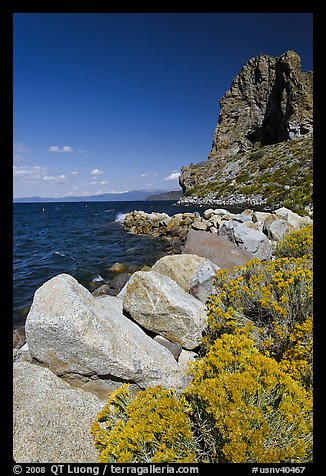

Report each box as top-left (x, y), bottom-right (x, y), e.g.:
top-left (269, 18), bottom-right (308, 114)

top-left (145, 190), bottom-right (182, 201)
top-left (13, 189), bottom-right (181, 203)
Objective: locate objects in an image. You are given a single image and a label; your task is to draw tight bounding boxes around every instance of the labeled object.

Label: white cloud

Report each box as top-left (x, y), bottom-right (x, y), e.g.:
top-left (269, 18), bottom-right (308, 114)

top-left (140, 174), bottom-right (147, 177)
top-left (13, 142), bottom-right (30, 153)
top-left (91, 169), bottom-right (104, 176)
top-left (164, 171), bottom-right (181, 181)
top-left (13, 166), bottom-right (68, 184)
top-left (49, 145), bottom-right (74, 153)
top-left (153, 173), bottom-right (158, 176)
top-left (42, 175), bottom-right (67, 184)
top-left (90, 177), bottom-right (109, 186)
top-left (69, 171), bottom-right (79, 175)
top-left (13, 165), bottom-right (47, 182)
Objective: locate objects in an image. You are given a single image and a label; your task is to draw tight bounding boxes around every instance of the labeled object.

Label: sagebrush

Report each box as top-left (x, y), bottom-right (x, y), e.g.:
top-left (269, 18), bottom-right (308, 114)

top-left (91, 235), bottom-right (313, 463)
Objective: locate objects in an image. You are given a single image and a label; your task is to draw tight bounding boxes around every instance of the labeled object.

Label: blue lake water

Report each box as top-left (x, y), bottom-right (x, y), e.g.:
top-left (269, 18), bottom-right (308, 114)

top-left (14, 200), bottom-right (226, 328)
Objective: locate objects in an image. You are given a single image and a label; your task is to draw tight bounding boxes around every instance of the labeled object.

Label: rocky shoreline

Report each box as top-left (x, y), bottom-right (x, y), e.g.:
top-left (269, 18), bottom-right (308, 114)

top-left (122, 205), bottom-right (312, 258)
top-left (13, 205), bottom-right (312, 463)
top-left (177, 193), bottom-right (268, 208)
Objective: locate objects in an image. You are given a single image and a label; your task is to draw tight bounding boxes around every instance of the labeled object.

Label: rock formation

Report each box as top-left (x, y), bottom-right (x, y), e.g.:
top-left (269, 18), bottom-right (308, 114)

top-left (178, 51), bottom-right (313, 213)
top-left (208, 50), bottom-right (313, 157)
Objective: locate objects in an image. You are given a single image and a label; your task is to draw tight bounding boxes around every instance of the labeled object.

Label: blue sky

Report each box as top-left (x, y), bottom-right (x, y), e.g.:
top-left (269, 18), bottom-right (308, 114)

top-left (13, 13), bottom-right (313, 198)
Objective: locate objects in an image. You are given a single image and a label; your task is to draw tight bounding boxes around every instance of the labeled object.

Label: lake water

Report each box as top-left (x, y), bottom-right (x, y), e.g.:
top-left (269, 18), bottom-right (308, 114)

top-left (14, 200), bottom-right (230, 328)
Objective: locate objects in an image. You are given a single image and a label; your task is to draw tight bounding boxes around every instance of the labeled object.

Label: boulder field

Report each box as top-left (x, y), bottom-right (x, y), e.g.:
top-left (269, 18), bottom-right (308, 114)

top-left (123, 206), bottom-right (312, 259)
top-left (13, 206), bottom-right (312, 463)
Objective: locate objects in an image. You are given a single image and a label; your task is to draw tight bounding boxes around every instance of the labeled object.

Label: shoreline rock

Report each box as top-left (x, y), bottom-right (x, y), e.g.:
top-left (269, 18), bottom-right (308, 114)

top-left (25, 274), bottom-right (186, 398)
top-left (121, 206), bottom-right (312, 264)
top-left (14, 361), bottom-right (103, 463)
top-left (14, 204), bottom-right (312, 463)
top-left (183, 229), bottom-right (254, 271)
top-left (123, 270), bottom-right (207, 350)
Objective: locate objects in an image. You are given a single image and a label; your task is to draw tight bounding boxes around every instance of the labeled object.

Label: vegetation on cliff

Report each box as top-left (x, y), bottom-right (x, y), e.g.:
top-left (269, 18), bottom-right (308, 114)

top-left (92, 226), bottom-right (313, 463)
top-left (179, 135), bottom-right (312, 215)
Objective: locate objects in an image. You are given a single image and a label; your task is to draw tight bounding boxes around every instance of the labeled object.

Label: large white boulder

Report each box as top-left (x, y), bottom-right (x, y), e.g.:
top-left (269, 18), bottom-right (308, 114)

top-left (273, 207), bottom-right (312, 229)
top-left (123, 271), bottom-right (207, 350)
top-left (267, 219), bottom-right (295, 241)
top-left (220, 220), bottom-right (272, 260)
top-left (151, 254), bottom-right (217, 296)
top-left (25, 274), bottom-right (184, 392)
top-left (152, 254), bottom-right (206, 291)
top-left (13, 361), bottom-right (102, 463)
top-left (189, 260), bottom-right (219, 303)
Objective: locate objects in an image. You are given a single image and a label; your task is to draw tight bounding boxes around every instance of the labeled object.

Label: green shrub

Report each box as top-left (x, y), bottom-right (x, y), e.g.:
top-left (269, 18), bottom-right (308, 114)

top-left (276, 225), bottom-right (313, 258)
top-left (205, 256), bottom-right (313, 388)
top-left (91, 385), bottom-right (197, 463)
top-left (185, 329), bottom-right (313, 463)
top-left (250, 150), bottom-right (265, 160)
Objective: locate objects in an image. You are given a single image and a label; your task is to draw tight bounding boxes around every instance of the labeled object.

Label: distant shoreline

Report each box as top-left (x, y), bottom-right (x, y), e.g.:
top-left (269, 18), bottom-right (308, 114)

top-left (13, 190), bottom-right (182, 203)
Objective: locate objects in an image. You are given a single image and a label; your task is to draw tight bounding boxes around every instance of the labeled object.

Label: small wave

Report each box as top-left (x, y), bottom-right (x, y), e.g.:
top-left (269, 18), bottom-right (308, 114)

top-left (104, 209), bottom-right (114, 213)
top-left (54, 251), bottom-right (65, 257)
top-left (126, 247), bottom-right (138, 253)
top-left (92, 274), bottom-right (104, 283)
top-left (115, 212), bottom-right (128, 223)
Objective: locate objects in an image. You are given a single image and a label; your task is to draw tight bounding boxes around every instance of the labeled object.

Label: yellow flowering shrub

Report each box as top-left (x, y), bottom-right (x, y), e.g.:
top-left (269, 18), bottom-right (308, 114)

top-left (185, 329), bottom-right (313, 463)
top-left (276, 225), bottom-right (313, 258)
top-left (279, 315), bottom-right (313, 388)
top-left (91, 384), bottom-right (197, 463)
top-left (92, 330), bottom-right (312, 464)
top-left (205, 256), bottom-right (313, 386)
top-left (91, 243), bottom-right (313, 463)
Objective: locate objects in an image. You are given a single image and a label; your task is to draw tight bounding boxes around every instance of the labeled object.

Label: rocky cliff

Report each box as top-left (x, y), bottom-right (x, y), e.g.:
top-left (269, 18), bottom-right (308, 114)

top-left (209, 50), bottom-right (313, 156)
top-left (179, 51), bottom-right (313, 214)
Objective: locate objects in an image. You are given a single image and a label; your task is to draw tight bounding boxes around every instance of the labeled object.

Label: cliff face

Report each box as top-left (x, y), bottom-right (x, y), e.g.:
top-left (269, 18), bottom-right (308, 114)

top-left (179, 51), bottom-right (313, 214)
top-left (208, 51), bottom-right (313, 157)
top-left (178, 136), bottom-right (312, 215)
